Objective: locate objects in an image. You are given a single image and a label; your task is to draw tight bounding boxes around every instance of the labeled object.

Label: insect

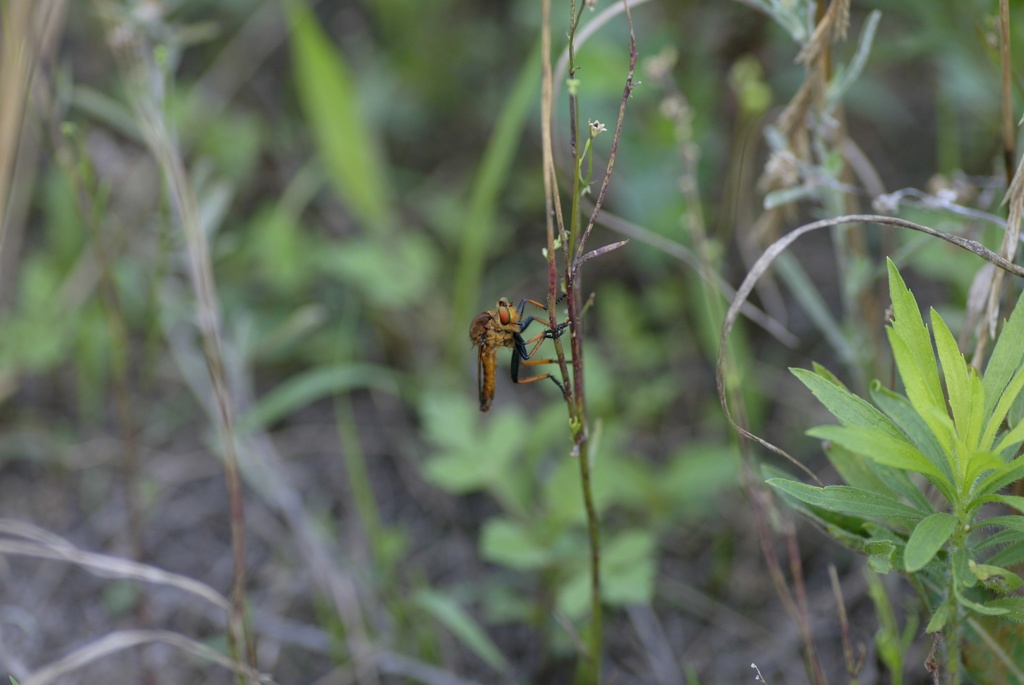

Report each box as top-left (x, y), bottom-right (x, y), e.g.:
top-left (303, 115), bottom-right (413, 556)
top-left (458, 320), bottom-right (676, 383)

top-left (469, 297), bottom-right (568, 412)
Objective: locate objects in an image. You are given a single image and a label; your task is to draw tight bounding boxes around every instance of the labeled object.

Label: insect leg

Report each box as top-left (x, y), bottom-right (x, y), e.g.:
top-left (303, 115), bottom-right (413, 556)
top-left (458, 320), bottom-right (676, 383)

top-left (510, 337), bottom-right (567, 399)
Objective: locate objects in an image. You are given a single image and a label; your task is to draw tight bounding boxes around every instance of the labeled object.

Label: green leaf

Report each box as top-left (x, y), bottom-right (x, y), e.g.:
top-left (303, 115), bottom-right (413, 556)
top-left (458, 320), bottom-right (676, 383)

top-left (886, 259), bottom-right (945, 419)
top-left (970, 561), bottom-right (1023, 592)
top-left (983, 290), bottom-right (1024, 420)
top-left (602, 529), bottom-right (657, 606)
top-left (976, 515), bottom-right (1024, 535)
top-left (976, 457), bottom-right (1024, 500)
top-left (238, 364), bottom-right (398, 434)
top-left (413, 590), bottom-right (509, 672)
top-left (479, 519), bottom-right (554, 571)
top-left (808, 424), bottom-right (942, 481)
top-left (421, 401), bottom-right (529, 498)
top-left (317, 234), bottom-right (439, 310)
top-left (451, 43), bottom-right (541, 348)
top-left (953, 582), bottom-right (1010, 616)
top-left (994, 418), bottom-right (1024, 457)
top-left (827, 10), bottom-right (881, 107)
top-left (904, 512), bottom-right (957, 572)
top-left (286, 0), bottom-right (394, 232)
top-left (767, 479), bottom-right (924, 524)
top-left (932, 310), bottom-right (984, 450)
top-left (926, 603), bottom-right (954, 633)
top-left (791, 367), bottom-right (891, 431)
top-left (823, 441), bottom-right (900, 498)
top-left (869, 382), bottom-right (954, 501)
top-left (982, 365), bottom-right (1024, 452)
top-left (991, 495), bottom-right (1024, 515)
top-left (556, 529), bottom-right (656, 618)
top-left (964, 450), bottom-right (1005, 490)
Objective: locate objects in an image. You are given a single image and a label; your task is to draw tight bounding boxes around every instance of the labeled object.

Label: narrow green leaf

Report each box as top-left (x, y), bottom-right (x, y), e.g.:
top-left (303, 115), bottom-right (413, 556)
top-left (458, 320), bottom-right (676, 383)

top-left (827, 10), bottom-right (881, 107)
top-left (926, 603), bottom-right (954, 633)
top-left (414, 590), bottom-right (509, 672)
top-left (286, 0), bottom-right (394, 232)
top-left (976, 515), bottom-right (1024, 535)
top-left (976, 457), bottom-right (1024, 500)
top-left (793, 367), bottom-right (905, 434)
top-left (767, 479), bottom-right (924, 524)
top-left (777, 253), bottom-right (855, 364)
top-left (987, 538), bottom-right (1024, 569)
top-left (954, 582), bottom-right (1010, 616)
top-left (886, 259), bottom-right (945, 419)
top-left (932, 310), bottom-right (984, 449)
top-left (994, 418), bottom-right (1024, 456)
top-left (983, 290), bottom-right (1024, 419)
top-left (963, 450), bottom-right (1005, 491)
top-left (809, 424), bottom-right (943, 481)
top-left (983, 597), bottom-right (1024, 617)
top-left (823, 441), bottom-right (900, 499)
top-left (982, 365), bottom-right (1024, 451)
top-left (904, 512), bottom-right (958, 572)
top-left (870, 381), bottom-right (955, 500)
top-left (238, 364), bottom-right (398, 434)
top-left (449, 44), bottom-right (541, 361)
top-left (991, 495), bottom-right (1024, 515)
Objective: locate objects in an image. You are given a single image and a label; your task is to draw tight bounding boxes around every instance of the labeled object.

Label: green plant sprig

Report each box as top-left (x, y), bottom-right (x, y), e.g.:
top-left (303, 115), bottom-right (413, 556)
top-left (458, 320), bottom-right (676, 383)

top-left (769, 259), bottom-right (1024, 683)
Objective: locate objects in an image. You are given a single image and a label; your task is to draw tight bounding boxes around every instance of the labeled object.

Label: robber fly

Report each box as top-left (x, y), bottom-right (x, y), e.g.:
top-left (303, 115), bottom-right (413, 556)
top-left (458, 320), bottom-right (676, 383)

top-left (469, 297), bottom-right (568, 412)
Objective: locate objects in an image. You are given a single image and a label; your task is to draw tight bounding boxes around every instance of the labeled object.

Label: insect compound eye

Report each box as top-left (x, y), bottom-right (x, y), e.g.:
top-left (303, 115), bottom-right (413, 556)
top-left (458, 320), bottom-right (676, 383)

top-left (498, 306), bottom-right (512, 325)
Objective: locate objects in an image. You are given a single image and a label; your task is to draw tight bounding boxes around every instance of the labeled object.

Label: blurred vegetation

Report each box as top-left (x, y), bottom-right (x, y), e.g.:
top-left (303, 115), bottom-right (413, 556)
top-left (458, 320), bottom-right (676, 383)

top-left (2, 0), bottom-right (1024, 683)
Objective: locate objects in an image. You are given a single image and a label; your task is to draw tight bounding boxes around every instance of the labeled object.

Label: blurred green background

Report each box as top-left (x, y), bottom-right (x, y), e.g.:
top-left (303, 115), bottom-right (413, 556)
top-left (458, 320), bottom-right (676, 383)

top-left (0, 0), bottom-right (1020, 683)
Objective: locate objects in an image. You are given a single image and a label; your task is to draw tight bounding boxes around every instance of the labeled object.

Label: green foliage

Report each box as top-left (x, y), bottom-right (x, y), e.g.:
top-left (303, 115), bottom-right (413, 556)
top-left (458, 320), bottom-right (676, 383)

top-left (285, 0), bottom-right (395, 234)
top-left (423, 389), bottom-right (736, 624)
top-left (413, 589), bottom-right (510, 673)
top-left (772, 259), bottom-right (1024, 677)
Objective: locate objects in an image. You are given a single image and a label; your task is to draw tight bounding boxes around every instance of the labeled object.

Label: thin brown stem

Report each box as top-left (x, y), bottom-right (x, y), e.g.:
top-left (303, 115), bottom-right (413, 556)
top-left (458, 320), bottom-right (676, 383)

top-left (95, 4), bottom-right (256, 679)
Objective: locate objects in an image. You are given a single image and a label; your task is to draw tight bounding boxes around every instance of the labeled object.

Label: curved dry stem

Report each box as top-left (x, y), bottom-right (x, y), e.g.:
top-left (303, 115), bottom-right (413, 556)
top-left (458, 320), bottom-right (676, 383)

top-left (20, 630), bottom-right (276, 685)
top-left (716, 213), bottom-right (1024, 480)
top-left (0, 518), bottom-right (230, 613)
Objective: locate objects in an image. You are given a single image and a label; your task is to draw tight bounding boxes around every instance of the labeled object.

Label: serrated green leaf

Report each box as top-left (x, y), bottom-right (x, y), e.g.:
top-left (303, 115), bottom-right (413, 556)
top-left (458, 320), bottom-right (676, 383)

top-left (480, 519), bottom-right (554, 571)
top-left (413, 590), bottom-right (509, 672)
top-left (904, 512), bottom-right (957, 572)
top-left (886, 259), bottom-right (945, 419)
top-left (286, 0), bottom-right (394, 232)
top-left (767, 479), bottom-right (924, 524)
